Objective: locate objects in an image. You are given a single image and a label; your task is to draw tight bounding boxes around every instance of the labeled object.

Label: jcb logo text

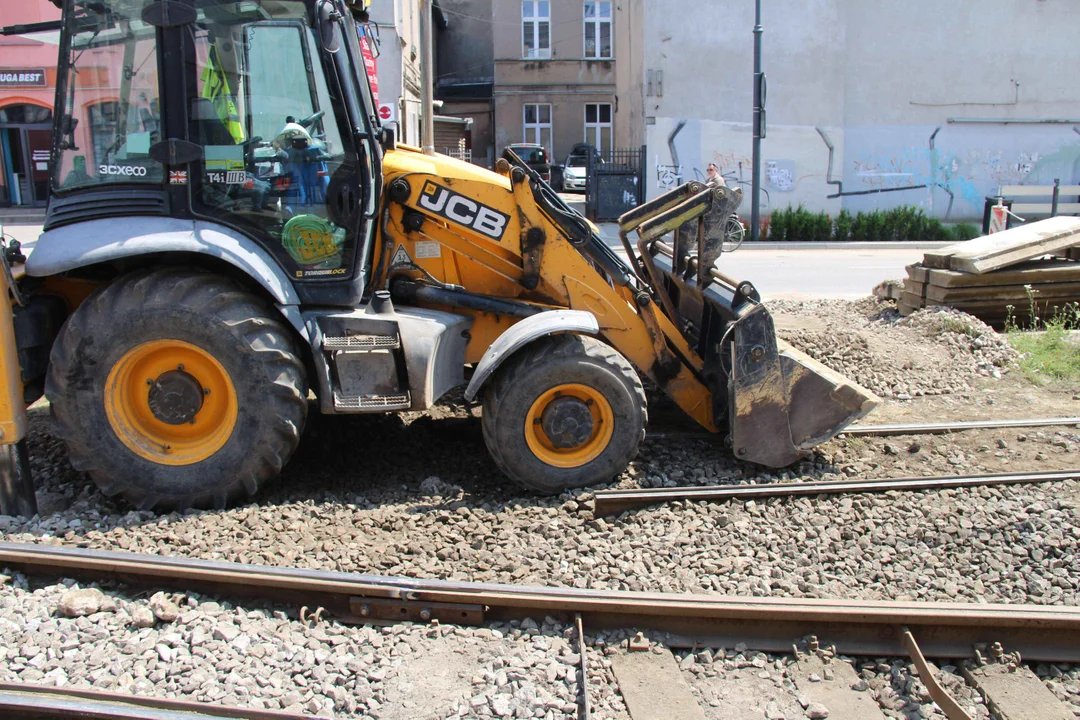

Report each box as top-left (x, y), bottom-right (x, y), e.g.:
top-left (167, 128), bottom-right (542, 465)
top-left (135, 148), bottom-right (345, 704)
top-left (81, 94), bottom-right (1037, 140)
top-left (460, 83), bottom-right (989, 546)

top-left (418, 181), bottom-right (509, 240)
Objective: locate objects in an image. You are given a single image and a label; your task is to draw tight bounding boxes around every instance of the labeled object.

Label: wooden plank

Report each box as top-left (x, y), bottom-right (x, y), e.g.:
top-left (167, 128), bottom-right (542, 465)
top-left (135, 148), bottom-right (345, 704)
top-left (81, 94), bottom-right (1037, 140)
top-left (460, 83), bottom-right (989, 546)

top-left (961, 663), bottom-right (1073, 720)
top-left (916, 296), bottom-right (1080, 313)
top-left (906, 263), bottom-right (929, 284)
top-left (923, 248), bottom-right (962, 269)
top-left (945, 216), bottom-right (1080, 274)
top-left (926, 260), bottom-right (1080, 288)
top-left (900, 291), bottom-right (926, 309)
top-left (903, 278), bottom-right (928, 299)
top-left (926, 281), bottom-right (1080, 303)
top-left (612, 651), bottom-right (706, 720)
top-left (793, 656), bottom-right (887, 720)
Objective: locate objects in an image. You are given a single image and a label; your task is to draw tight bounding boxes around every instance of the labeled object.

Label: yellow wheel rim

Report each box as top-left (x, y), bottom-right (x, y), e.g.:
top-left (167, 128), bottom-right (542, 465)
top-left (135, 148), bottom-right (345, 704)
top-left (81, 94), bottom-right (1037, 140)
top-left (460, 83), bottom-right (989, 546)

top-left (524, 383), bottom-right (614, 469)
top-left (105, 340), bottom-right (239, 466)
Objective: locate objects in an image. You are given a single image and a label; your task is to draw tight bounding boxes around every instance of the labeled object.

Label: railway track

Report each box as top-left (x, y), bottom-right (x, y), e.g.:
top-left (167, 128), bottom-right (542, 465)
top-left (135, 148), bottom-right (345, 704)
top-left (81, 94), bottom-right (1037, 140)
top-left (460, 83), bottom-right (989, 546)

top-left (4, 541), bottom-right (1080, 661)
top-left (643, 415), bottom-right (1080, 442)
top-left (0, 682), bottom-right (314, 720)
top-left (1, 541), bottom-right (1079, 720)
top-left (592, 468), bottom-right (1080, 516)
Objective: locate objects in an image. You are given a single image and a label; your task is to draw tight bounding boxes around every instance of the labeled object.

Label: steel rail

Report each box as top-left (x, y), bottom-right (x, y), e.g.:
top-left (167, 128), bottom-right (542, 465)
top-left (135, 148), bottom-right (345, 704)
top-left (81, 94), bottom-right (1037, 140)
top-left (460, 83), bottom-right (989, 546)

top-left (592, 469), bottom-right (1080, 517)
top-left (2, 542), bottom-right (1080, 662)
top-left (0, 682), bottom-right (313, 720)
top-left (643, 416), bottom-right (1080, 442)
top-left (843, 416), bottom-right (1080, 437)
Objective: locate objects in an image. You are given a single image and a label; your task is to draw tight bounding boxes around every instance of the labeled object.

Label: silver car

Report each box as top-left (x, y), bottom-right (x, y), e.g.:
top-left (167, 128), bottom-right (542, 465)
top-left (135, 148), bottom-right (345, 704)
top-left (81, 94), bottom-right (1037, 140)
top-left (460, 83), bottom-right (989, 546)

top-left (562, 156), bottom-right (588, 191)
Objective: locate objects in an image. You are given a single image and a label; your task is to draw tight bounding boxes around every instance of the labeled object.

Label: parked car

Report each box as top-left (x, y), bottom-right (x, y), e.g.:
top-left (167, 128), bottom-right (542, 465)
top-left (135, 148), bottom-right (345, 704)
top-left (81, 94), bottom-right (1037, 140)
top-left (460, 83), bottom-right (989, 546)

top-left (559, 144), bottom-right (603, 192)
top-left (562, 155), bottom-right (589, 192)
top-left (568, 143), bottom-right (603, 164)
top-left (503, 143), bottom-right (552, 184)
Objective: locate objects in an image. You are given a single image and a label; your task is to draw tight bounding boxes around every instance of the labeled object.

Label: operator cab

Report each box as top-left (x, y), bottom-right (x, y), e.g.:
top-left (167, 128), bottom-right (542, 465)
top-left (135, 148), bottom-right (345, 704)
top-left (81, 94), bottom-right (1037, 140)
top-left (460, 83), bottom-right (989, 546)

top-left (49, 0), bottom-right (382, 305)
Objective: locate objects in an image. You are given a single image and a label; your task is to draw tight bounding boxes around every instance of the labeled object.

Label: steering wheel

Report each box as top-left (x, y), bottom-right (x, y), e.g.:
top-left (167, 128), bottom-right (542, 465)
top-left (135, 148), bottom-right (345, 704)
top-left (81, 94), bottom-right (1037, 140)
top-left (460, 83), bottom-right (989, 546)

top-left (298, 111), bottom-right (325, 129)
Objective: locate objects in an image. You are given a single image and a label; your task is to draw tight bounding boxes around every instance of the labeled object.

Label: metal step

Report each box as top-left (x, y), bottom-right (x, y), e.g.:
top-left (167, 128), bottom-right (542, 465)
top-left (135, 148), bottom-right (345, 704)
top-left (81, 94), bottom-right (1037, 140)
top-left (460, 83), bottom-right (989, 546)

top-left (332, 392), bottom-right (410, 411)
top-left (322, 334), bottom-right (400, 350)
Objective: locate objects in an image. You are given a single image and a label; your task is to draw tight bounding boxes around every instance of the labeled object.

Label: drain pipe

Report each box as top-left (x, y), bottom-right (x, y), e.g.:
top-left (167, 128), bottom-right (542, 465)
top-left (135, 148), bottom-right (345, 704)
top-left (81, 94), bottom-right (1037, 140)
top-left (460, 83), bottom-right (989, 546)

top-left (750, 0), bottom-right (764, 241)
top-left (420, 0), bottom-right (435, 155)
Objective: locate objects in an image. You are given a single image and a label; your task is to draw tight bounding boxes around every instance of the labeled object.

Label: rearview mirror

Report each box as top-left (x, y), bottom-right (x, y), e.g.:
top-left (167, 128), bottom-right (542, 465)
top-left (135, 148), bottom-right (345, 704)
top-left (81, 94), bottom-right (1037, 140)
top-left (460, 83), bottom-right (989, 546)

top-left (317, 0), bottom-right (342, 53)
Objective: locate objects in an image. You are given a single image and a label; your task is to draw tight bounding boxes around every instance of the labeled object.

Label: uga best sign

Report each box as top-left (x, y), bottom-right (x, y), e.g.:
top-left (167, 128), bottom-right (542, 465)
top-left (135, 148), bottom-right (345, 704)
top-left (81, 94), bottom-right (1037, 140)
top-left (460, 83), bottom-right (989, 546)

top-left (0, 69), bottom-right (47, 87)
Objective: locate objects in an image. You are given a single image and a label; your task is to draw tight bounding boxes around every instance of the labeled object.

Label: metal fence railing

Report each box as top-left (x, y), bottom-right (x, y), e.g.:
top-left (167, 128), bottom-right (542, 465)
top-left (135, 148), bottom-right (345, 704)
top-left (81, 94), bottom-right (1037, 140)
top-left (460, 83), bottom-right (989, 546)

top-left (586, 147), bottom-right (646, 222)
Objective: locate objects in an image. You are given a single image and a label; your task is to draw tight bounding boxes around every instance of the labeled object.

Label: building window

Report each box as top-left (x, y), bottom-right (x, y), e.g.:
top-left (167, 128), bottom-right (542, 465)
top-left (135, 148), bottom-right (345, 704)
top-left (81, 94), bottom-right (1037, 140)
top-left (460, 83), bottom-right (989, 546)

top-left (523, 103), bottom-right (552, 152)
top-left (522, 1), bottom-right (551, 59)
top-left (584, 103), bottom-right (612, 153)
top-left (584, 2), bottom-right (612, 59)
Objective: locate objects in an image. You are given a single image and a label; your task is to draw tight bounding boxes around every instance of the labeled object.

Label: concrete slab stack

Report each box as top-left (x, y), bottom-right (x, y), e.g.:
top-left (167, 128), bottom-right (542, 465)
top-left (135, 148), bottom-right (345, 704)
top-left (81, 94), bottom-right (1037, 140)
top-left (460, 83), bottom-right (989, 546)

top-left (899, 217), bottom-right (1080, 325)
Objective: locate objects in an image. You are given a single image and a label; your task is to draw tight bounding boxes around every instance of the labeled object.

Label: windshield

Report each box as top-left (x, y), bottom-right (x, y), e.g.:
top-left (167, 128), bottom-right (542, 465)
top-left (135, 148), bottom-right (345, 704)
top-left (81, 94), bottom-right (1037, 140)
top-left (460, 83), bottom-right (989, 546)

top-left (512, 147), bottom-right (548, 164)
top-left (567, 157), bottom-right (587, 168)
top-left (55, 0), bottom-right (164, 190)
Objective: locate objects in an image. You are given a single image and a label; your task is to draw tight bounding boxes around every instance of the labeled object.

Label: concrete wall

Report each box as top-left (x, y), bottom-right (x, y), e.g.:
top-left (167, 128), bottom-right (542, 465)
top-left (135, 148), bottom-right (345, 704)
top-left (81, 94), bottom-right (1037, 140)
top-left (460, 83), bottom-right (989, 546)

top-left (644, 0), bottom-right (1080, 222)
top-left (369, 0), bottom-right (423, 146)
top-left (614, 0), bottom-right (644, 150)
top-left (436, 0), bottom-right (494, 88)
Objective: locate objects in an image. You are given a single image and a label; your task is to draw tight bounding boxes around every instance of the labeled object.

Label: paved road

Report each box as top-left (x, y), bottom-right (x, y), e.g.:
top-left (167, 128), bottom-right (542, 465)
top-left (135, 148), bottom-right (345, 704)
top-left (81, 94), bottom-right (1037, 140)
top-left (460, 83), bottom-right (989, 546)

top-left (558, 192), bottom-right (927, 299)
top-left (625, 245), bottom-right (923, 300)
top-left (5, 221), bottom-right (927, 300)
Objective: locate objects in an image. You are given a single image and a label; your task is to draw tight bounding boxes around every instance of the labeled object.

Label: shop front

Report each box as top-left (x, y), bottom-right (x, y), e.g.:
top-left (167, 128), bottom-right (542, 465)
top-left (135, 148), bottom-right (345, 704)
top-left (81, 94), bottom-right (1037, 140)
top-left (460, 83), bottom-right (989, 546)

top-left (1, 1), bottom-right (62, 207)
top-left (0, 97), bottom-right (53, 207)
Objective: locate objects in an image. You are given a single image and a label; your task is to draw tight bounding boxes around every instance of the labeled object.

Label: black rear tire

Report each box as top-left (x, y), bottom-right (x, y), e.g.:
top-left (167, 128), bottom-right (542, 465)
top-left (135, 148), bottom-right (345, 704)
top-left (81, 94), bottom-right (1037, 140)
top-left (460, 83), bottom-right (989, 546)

top-left (46, 268), bottom-right (308, 511)
top-left (481, 334), bottom-right (646, 494)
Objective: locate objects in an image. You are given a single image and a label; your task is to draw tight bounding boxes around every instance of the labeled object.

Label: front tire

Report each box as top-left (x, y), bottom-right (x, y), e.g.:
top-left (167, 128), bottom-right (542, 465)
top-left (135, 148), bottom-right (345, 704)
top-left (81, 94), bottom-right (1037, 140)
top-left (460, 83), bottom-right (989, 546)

top-left (46, 268), bottom-right (308, 511)
top-left (481, 335), bottom-right (646, 494)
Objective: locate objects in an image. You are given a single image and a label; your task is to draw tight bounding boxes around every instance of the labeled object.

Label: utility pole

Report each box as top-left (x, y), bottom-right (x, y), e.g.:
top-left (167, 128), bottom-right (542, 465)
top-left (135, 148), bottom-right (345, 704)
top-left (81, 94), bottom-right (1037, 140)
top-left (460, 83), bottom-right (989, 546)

top-left (420, 0), bottom-right (435, 155)
top-left (750, 0), bottom-right (764, 241)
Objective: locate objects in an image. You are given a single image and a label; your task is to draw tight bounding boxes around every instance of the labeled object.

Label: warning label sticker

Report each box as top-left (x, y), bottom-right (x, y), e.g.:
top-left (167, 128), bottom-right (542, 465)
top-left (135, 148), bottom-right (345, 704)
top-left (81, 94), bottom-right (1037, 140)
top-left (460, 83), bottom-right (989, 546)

top-left (390, 244), bottom-right (413, 267)
top-left (415, 241), bottom-right (441, 259)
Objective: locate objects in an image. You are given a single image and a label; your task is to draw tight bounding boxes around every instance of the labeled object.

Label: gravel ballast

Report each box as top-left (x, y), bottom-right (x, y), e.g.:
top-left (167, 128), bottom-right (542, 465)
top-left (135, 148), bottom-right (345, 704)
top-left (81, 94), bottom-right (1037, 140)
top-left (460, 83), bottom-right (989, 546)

top-left (1, 297), bottom-right (1079, 717)
top-left (0, 573), bottom-right (591, 718)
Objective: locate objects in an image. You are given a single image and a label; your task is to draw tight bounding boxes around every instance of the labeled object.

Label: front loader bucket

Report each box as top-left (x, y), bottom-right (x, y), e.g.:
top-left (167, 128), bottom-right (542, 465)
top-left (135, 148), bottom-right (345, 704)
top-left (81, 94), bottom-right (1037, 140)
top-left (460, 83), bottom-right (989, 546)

top-left (727, 304), bottom-right (878, 467)
top-left (620, 181), bottom-right (879, 468)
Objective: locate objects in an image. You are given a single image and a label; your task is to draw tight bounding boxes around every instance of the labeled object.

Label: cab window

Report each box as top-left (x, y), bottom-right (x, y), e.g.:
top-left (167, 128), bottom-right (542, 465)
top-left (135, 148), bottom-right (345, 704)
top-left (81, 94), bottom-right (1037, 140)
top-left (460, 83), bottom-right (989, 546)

top-left (189, 0), bottom-right (358, 281)
top-left (55, 1), bottom-right (163, 190)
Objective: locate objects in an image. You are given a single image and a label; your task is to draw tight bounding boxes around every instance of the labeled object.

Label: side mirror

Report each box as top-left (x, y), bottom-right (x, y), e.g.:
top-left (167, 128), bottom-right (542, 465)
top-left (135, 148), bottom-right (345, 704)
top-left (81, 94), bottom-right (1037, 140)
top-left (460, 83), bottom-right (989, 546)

top-left (379, 126), bottom-right (396, 152)
top-left (317, 0), bottom-right (342, 53)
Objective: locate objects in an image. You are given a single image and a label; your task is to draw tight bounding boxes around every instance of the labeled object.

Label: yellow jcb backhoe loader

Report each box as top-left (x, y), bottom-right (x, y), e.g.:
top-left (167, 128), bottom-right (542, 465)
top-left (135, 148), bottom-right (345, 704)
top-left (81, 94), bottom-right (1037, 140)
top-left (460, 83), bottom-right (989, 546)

top-left (0, 0), bottom-right (876, 514)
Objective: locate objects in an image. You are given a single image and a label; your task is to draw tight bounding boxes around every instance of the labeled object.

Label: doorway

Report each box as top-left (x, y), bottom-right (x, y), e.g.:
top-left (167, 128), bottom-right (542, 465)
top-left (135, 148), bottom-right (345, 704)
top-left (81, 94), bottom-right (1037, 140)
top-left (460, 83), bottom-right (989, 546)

top-left (0, 103), bottom-right (53, 207)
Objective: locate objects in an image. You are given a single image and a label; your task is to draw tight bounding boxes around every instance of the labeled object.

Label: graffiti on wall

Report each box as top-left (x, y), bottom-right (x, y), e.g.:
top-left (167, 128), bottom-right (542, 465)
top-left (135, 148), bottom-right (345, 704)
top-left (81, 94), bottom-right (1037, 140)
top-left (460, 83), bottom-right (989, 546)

top-left (650, 118), bottom-right (1080, 218)
top-left (765, 160), bottom-right (795, 192)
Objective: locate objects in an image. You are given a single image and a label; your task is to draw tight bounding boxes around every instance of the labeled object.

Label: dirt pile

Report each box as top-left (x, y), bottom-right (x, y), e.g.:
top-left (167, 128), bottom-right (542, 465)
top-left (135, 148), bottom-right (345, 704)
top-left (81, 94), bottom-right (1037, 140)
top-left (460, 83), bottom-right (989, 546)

top-left (770, 298), bottom-right (1017, 399)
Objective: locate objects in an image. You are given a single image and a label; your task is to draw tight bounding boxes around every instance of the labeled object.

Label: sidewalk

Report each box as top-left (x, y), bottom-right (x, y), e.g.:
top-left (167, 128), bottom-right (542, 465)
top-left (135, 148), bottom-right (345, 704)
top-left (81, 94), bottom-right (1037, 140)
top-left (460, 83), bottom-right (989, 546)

top-left (595, 221), bottom-right (952, 251)
top-left (0, 208), bottom-right (46, 226)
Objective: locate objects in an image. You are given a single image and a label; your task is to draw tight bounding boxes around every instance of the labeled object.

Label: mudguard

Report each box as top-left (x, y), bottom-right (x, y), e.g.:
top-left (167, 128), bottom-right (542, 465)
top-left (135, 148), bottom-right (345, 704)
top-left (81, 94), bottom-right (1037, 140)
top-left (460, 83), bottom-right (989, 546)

top-left (26, 217), bottom-right (302, 329)
top-left (463, 310), bottom-right (599, 402)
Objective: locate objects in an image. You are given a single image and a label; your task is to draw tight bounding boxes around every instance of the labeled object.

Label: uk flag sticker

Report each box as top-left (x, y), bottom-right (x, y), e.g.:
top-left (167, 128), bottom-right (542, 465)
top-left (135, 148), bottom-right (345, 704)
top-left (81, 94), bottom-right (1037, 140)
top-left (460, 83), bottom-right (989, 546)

top-left (169, 170), bottom-right (188, 185)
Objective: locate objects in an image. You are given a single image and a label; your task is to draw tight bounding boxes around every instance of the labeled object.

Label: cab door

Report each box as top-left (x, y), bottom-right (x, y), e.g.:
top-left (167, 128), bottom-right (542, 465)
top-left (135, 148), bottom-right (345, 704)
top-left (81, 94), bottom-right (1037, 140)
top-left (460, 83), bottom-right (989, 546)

top-left (183, 1), bottom-right (370, 303)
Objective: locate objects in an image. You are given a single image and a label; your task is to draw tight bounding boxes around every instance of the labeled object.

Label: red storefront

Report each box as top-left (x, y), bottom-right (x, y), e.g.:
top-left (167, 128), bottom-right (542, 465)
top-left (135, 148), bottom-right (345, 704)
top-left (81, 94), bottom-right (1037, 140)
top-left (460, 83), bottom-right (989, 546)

top-left (0, 1), bottom-right (61, 207)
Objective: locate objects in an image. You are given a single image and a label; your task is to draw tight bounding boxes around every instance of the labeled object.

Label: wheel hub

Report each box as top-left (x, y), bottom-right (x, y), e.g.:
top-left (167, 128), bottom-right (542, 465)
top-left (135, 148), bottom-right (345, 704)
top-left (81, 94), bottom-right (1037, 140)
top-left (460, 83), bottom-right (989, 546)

top-left (540, 396), bottom-right (595, 449)
top-left (147, 369), bottom-right (205, 425)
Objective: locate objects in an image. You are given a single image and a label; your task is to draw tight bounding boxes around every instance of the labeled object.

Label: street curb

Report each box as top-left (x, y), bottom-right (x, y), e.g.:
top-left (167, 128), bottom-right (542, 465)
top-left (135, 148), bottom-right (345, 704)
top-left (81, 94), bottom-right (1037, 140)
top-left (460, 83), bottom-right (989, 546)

top-left (722, 241), bottom-right (954, 250)
top-left (598, 237), bottom-right (952, 251)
